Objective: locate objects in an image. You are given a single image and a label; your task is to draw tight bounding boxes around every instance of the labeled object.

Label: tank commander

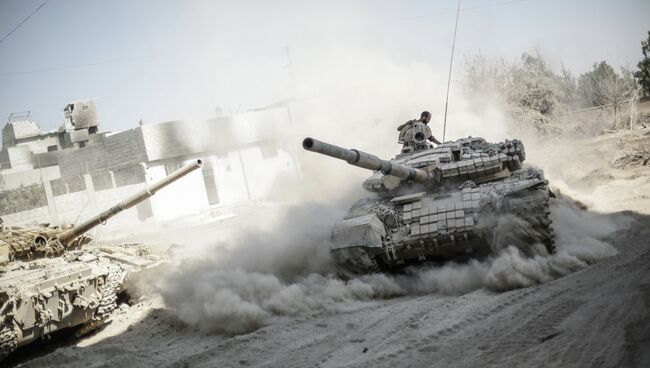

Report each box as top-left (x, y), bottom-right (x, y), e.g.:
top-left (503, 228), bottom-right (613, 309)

top-left (397, 111), bottom-right (442, 145)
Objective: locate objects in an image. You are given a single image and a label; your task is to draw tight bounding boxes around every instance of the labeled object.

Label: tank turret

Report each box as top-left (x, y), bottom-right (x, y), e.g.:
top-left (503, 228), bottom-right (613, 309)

top-left (0, 159), bottom-right (202, 263)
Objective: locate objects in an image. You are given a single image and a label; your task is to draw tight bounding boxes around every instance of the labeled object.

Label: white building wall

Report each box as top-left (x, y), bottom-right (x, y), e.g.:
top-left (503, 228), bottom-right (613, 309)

top-left (239, 148), bottom-right (296, 200)
top-left (1, 206), bottom-right (51, 225)
top-left (212, 152), bottom-right (252, 205)
top-left (4, 146), bottom-right (32, 171)
top-left (17, 135), bottom-right (60, 154)
top-left (199, 147), bottom-right (296, 206)
top-left (1, 166), bottom-right (61, 188)
top-left (83, 183), bottom-right (148, 238)
top-left (1, 107), bottom-right (299, 231)
top-left (146, 162), bottom-right (209, 221)
top-left (2, 181), bottom-right (144, 239)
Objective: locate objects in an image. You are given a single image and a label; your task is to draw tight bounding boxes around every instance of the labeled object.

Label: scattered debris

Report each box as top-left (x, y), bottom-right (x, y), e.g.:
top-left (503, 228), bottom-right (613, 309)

top-left (610, 152), bottom-right (650, 169)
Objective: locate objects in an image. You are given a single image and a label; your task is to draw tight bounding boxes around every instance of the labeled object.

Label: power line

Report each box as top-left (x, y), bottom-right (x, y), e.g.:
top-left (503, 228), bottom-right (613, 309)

top-left (0, 45), bottom-right (264, 78)
top-left (0, 0), bottom-right (49, 46)
top-left (0, 0), bottom-right (76, 12)
top-left (401, 0), bottom-right (529, 20)
top-left (0, 55), bottom-right (152, 77)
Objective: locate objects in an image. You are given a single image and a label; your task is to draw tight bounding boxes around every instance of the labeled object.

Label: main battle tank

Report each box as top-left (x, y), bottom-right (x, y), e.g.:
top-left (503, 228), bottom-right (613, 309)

top-left (0, 159), bottom-right (202, 360)
top-left (303, 122), bottom-right (554, 273)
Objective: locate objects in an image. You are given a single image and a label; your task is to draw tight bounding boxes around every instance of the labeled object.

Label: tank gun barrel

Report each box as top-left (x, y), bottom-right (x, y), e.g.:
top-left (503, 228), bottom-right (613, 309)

top-left (56, 159), bottom-right (203, 245)
top-left (302, 137), bottom-right (430, 183)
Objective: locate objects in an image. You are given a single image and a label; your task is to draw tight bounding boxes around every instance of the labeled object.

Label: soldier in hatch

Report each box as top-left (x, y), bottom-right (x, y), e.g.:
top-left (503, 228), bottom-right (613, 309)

top-left (397, 111), bottom-right (442, 145)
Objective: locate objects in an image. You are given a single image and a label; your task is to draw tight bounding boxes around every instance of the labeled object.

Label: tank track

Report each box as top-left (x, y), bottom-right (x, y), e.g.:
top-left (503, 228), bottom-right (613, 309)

top-left (500, 187), bottom-right (555, 255)
top-left (76, 264), bottom-right (123, 336)
top-left (332, 247), bottom-right (381, 275)
top-left (0, 322), bottom-right (18, 361)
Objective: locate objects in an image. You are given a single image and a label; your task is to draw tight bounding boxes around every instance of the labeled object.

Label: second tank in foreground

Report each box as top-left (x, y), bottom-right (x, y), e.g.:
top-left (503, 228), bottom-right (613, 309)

top-left (0, 159), bottom-right (202, 361)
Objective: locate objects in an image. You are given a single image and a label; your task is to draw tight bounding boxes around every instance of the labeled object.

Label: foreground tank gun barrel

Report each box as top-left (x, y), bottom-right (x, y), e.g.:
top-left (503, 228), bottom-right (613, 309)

top-left (302, 137), bottom-right (431, 184)
top-left (56, 159), bottom-right (203, 245)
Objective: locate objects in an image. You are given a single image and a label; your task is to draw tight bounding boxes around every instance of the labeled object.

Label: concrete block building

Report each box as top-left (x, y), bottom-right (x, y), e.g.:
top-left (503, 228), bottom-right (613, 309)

top-left (0, 100), bottom-right (296, 231)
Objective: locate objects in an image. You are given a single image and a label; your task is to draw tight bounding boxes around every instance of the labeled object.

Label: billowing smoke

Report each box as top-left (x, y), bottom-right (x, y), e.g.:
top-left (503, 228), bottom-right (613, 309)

top-left (148, 196), bottom-right (625, 335)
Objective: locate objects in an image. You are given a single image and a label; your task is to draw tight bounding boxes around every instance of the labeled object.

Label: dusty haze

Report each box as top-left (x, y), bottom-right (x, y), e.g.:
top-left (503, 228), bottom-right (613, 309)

top-left (125, 0), bottom-right (638, 338)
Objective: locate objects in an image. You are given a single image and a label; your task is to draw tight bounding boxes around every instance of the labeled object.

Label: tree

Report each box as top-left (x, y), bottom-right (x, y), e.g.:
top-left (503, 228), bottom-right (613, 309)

top-left (634, 31), bottom-right (650, 96)
top-left (463, 52), bottom-right (572, 134)
top-left (577, 61), bottom-right (617, 106)
top-left (578, 62), bottom-right (639, 128)
top-left (559, 63), bottom-right (578, 106)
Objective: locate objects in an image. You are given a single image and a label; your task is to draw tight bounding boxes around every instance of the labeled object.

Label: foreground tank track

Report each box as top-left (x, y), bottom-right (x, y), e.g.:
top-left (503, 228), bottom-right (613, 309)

top-left (500, 186), bottom-right (555, 255)
top-left (0, 322), bottom-right (17, 361)
top-left (76, 264), bottom-right (123, 337)
top-left (332, 247), bottom-right (382, 276)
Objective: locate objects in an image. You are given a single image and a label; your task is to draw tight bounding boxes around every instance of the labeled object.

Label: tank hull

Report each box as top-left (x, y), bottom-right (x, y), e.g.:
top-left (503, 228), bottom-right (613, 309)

top-left (0, 244), bottom-right (166, 360)
top-left (331, 166), bottom-right (553, 273)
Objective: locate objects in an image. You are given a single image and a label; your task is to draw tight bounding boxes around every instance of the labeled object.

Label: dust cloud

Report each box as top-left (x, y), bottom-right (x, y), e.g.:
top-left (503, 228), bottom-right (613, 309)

top-left (153, 202), bottom-right (407, 334)
top-left (134, 1), bottom-right (631, 337)
top-left (402, 197), bottom-right (622, 294)
top-left (149, 199), bottom-right (407, 335)
top-left (149, 195), bottom-right (625, 335)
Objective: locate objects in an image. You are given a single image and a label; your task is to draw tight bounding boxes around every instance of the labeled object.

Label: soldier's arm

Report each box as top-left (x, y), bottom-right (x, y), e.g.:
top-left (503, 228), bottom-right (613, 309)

top-left (397, 120), bottom-right (414, 131)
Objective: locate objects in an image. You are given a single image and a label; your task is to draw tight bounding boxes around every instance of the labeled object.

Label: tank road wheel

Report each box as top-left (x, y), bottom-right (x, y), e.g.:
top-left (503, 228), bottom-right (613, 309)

top-left (0, 322), bottom-right (18, 361)
top-left (76, 264), bottom-right (124, 337)
top-left (493, 186), bottom-right (555, 256)
top-left (332, 247), bottom-right (381, 275)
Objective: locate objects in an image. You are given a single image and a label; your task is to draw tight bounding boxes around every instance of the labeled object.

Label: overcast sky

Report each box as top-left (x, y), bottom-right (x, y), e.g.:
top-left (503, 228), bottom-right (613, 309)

top-left (0, 0), bottom-right (648, 133)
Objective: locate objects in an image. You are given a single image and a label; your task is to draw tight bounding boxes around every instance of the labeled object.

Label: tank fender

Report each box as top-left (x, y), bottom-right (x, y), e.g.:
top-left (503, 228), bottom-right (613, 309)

top-left (332, 214), bottom-right (386, 250)
top-left (503, 179), bottom-right (548, 197)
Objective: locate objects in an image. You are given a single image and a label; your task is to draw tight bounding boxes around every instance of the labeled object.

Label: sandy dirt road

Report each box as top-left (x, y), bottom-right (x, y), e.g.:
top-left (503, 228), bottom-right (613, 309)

top-left (10, 210), bottom-right (648, 368)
